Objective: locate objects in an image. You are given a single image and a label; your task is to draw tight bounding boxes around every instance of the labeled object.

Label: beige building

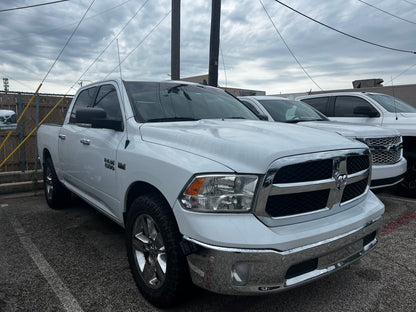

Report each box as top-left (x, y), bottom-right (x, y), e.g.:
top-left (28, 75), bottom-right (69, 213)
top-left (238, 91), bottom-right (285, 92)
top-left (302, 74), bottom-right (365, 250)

top-left (276, 79), bottom-right (416, 108)
top-left (181, 74), bottom-right (266, 97)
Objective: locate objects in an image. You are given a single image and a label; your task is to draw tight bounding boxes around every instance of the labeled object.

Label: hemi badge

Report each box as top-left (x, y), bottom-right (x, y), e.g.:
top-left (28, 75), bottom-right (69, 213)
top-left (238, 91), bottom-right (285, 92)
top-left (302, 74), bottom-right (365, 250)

top-left (118, 162), bottom-right (126, 170)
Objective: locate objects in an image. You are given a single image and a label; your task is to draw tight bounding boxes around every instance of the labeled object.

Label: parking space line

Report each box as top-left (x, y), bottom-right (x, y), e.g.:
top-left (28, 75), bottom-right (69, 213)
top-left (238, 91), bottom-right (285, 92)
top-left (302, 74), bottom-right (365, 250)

top-left (381, 211), bottom-right (416, 235)
top-left (9, 217), bottom-right (84, 312)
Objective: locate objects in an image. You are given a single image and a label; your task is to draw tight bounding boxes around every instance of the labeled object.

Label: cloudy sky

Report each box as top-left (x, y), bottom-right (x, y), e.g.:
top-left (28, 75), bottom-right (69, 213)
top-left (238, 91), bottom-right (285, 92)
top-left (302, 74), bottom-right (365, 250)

top-left (1, 0), bottom-right (416, 95)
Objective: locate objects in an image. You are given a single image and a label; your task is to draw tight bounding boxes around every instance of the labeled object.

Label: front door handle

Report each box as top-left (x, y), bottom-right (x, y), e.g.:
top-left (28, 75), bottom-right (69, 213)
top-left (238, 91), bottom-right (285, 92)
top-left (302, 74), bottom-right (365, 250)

top-left (80, 139), bottom-right (90, 145)
top-left (59, 134), bottom-right (66, 140)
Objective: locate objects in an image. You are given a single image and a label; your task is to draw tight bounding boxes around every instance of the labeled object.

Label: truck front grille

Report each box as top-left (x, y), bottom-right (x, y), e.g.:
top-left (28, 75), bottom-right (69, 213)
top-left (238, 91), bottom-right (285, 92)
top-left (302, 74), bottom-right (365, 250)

top-left (265, 189), bottom-right (330, 217)
top-left (365, 136), bottom-right (402, 165)
top-left (256, 149), bottom-right (371, 224)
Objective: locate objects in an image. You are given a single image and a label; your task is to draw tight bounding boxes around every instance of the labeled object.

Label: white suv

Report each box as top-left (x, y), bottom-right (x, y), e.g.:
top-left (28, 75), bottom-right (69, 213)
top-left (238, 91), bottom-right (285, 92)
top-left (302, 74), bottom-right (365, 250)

top-left (297, 92), bottom-right (416, 194)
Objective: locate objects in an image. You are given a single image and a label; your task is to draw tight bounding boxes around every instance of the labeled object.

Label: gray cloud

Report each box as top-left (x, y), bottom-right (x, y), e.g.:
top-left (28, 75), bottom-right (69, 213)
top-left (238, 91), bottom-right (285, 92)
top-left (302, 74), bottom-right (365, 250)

top-left (0, 0), bottom-right (415, 95)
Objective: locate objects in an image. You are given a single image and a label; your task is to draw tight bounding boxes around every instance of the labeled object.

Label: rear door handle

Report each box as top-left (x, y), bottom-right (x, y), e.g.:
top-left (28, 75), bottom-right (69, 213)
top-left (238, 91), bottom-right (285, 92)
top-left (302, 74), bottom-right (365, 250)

top-left (80, 139), bottom-right (90, 145)
top-left (59, 134), bottom-right (66, 140)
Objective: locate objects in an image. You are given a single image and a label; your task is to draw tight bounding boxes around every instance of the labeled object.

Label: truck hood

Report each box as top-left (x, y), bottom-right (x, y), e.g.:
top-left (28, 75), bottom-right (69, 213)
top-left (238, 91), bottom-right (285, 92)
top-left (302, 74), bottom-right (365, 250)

top-left (140, 119), bottom-right (366, 173)
top-left (299, 121), bottom-right (399, 138)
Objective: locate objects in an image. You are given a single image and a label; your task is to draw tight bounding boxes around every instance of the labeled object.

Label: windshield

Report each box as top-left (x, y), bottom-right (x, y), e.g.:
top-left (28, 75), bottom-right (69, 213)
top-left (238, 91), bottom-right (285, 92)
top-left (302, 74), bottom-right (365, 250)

top-left (367, 93), bottom-right (416, 113)
top-left (258, 99), bottom-right (328, 122)
top-left (124, 81), bottom-right (259, 122)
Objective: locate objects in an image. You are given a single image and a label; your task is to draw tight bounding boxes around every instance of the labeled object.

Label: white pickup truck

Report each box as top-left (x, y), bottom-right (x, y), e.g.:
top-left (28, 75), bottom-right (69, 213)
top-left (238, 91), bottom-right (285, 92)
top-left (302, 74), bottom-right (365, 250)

top-left (37, 80), bottom-right (384, 307)
top-left (239, 96), bottom-right (407, 189)
top-left (297, 92), bottom-right (416, 194)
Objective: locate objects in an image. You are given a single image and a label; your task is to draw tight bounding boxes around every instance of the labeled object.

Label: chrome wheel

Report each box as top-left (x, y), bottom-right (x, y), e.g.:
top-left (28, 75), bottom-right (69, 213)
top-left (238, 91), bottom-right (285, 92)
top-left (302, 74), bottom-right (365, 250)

top-left (132, 214), bottom-right (167, 289)
top-left (45, 165), bottom-right (54, 201)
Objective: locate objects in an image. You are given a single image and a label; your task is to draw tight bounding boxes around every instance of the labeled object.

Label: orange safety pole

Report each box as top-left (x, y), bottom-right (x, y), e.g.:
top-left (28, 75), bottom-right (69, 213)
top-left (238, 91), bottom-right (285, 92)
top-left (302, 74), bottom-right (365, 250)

top-left (0, 83), bottom-right (42, 151)
top-left (0, 95), bottom-right (65, 169)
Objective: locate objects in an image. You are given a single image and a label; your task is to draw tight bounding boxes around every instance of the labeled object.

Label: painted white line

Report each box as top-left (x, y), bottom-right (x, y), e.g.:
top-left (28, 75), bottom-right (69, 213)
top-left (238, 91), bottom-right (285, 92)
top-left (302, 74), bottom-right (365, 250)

top-left (10, 217), bottom-right (84, 312)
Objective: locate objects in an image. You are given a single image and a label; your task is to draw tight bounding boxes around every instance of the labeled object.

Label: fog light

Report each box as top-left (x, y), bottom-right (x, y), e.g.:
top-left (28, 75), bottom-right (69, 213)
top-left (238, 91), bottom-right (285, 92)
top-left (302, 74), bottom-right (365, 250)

top-left (231, 262), bottom-right (251, 286)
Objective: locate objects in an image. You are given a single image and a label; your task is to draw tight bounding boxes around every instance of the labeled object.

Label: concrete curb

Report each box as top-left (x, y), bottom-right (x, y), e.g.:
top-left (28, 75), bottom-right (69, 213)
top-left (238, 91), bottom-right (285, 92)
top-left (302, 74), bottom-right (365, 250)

top-left (0, 170), bottom-right (43, 195)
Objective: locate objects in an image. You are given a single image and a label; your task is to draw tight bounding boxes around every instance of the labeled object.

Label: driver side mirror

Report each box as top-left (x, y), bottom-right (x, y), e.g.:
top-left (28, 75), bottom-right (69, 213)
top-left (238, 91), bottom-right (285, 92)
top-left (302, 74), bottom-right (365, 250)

top-left (76, 107), bottom-right (123, 131)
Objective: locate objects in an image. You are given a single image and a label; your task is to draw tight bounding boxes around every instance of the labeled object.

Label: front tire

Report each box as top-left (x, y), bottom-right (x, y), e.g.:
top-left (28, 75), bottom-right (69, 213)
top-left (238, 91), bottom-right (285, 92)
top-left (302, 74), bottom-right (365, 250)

top-left (43, 157), bottom-right (71, 209)
top-left (125, 193), bottom-right (191, 308)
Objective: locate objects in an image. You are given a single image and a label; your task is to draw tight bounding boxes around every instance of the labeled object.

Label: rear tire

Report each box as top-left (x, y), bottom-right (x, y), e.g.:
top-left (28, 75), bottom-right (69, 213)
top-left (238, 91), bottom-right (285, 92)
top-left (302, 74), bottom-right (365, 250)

top-left (125, 193), bottom-right (191, 308)
top-left (43, 157), bottom-right (71, 209)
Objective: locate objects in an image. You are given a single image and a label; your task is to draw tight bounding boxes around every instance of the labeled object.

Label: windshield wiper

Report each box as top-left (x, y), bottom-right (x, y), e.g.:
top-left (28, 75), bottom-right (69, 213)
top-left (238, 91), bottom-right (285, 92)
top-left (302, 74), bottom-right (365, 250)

top-left (285, 118), bottom-right (323, 123)
top-left (146, 117), bottom-right (199, 122)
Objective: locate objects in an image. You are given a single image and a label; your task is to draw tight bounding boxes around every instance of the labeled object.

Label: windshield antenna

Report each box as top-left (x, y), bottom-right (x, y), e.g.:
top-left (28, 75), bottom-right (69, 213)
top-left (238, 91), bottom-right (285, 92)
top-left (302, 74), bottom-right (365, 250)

top-left (117, 39), bottom-right (123, 81)
top-left (391, 76), bottom-right (398, 120)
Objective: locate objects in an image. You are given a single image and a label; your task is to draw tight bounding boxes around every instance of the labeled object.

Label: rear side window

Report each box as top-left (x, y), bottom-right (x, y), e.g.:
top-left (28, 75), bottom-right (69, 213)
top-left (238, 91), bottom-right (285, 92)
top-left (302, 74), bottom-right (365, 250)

top-left (93, 84), bottom-right (122, 120)
top-left (334, 96), bottom-right (378, 117)
top-left (301, 97), bottom-right (330, 116)
top-left (69, 87), bottom-right (97, 123)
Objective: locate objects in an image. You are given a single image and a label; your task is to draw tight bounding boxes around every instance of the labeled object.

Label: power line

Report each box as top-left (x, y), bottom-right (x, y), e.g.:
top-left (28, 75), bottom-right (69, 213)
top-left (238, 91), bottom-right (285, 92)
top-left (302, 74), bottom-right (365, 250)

top-left (0, 0), bottom-right (68, 12)
top-left (42, 0), bottom-right (96, 84)
top-left (357, 0), bottom-right (416, 25)
top-left (402, 0), bottom-right (416, 7)
top-left (389, 62), bottom-right (416, 83)
top-left (0, 72), bottom-right (33, 90)
top-left (260, 0), bottom-right (323, 91)
top-left (274, 0), bottom-right (416, 54)
top-left (104, 10), bottom-right (171, 79)
top-left (0, 0), bottom-right (133, 43)
top-left (68, 0), bottom-right (150, 93)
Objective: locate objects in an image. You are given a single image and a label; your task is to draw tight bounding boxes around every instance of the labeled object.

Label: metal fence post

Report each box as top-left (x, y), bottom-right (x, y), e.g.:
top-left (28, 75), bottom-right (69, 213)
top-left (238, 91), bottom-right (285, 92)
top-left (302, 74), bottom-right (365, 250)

top-left (17, 92), bottom-right (26, 172)
top-left (35, 93), bottom-right (39, 175)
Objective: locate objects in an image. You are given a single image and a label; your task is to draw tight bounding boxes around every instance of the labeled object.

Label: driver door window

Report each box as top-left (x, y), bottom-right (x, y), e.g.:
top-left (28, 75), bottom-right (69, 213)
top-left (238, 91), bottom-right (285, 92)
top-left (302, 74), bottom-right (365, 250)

top-left (334, 96), bottom-right (376, 117)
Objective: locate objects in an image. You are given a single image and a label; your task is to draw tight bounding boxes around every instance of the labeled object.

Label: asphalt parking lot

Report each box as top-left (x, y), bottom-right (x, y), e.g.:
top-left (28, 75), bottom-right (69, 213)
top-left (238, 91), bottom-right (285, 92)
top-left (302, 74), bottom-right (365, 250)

top-left (1, 190), bottom-right (415, 312)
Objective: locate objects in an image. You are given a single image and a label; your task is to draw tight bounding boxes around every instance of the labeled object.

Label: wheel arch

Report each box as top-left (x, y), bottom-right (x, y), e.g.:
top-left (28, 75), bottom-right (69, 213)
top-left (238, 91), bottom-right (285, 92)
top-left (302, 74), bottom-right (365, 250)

top-left (124, 181), bottom-right (172, 226)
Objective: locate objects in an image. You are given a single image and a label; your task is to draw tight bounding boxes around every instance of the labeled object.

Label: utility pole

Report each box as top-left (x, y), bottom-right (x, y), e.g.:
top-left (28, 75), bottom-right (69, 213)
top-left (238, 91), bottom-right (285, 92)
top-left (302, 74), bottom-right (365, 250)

top-left (208, 0), bottom-right (221, 87)
top-left (171, 0), bottom-right (180, 80)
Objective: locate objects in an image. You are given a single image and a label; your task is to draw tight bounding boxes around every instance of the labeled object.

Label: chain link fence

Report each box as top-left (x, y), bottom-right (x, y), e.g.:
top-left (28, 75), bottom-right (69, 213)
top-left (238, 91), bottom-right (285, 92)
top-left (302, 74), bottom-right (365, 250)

top-left (0, 91), bottom-right (73, 173)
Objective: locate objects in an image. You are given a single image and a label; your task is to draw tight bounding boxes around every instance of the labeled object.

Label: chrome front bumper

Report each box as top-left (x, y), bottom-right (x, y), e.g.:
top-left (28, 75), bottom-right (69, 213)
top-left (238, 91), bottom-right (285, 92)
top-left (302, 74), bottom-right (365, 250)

top-left (185, 216), bottom-right (382, 295)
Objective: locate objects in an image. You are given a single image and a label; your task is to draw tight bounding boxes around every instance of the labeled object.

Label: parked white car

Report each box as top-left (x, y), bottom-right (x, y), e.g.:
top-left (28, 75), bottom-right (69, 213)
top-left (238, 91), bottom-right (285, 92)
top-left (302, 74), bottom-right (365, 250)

top-left (37, 80), bottom-right (384, 307)
top-left (239, 96), bottom-right (407, 189)
top-left (297, 92), bottom-right (416, 194)
top-left (0, 109), bottom-right (17, 131)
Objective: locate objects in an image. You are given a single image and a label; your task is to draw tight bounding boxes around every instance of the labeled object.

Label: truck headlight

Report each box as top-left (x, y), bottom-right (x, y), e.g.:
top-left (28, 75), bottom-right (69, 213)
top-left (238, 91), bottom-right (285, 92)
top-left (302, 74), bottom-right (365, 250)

top-left (179, 175), bottom-right (258, 212)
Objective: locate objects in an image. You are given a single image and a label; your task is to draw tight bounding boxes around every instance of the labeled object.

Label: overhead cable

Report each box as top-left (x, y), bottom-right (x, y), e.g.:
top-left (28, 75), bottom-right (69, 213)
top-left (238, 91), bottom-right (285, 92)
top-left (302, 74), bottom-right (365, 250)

top-left (260, 0), bottom-right (323, 91)
top-left (274, 0), bottom-right (416, 54)
top-left (42, 0), bottom-right (96, 84)
top-left (104, 10), bottom-right (171, 79)
top-left (402, 0), bottom-right (416, 7)
top-left (389, 62), bottom-right (416, 83)
top-left (0, 0), bottom-right (133, 43)
top-left (357, 0), bottom-right (416, 25)
top-left (67, 0), bottom-right (150, 93)
top-left (0, 0), bottom-right (68, 12)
